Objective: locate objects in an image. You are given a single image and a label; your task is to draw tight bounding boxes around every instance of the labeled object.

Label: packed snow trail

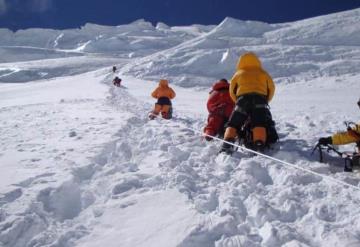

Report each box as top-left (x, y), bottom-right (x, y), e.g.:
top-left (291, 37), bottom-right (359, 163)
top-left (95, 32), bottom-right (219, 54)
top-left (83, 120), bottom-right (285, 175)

top-left (0, 72), bottom-right (203, 247)
top-left (0, 71), bottom-right (136, 246)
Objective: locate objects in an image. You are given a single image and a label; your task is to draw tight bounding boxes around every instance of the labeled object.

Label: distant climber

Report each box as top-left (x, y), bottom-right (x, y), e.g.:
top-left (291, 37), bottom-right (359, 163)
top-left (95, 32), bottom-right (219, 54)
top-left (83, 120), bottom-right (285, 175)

top-left (113, 76), bottom-right (122, 87)
top-left (112, 66), bottom-right (117, 73)
top-left (203, 79), bottom-right (234, 141)
top-left (149, 79), bottom-right (176, 120)
top-left (221, 52), bottom-right (276, 154)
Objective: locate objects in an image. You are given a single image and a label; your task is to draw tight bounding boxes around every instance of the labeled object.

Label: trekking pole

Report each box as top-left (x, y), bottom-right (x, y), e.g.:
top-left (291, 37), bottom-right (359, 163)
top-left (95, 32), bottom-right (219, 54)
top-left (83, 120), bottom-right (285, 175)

top-left (311, 143), bottom-right (324, 163)
top-left (326, 145), bottom-right (345, 157)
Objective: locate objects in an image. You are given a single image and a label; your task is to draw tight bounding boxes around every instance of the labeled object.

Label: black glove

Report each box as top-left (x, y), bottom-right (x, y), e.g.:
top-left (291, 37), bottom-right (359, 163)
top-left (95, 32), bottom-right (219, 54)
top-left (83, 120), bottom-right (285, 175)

top-left (318, 137), bottom-right (332, 146)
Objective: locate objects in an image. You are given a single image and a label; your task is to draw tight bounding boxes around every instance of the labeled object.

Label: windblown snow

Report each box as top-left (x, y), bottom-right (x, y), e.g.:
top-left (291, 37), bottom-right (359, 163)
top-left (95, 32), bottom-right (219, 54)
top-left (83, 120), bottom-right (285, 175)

top-left (1, 8), bottom-right (360, 247)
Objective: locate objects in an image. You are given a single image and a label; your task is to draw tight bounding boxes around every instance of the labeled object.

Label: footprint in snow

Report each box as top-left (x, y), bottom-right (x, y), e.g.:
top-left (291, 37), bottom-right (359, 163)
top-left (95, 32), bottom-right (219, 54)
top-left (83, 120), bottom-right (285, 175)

top-left (0, 188), bottom-right (23, 206)
top-left (112, 177), bottom-right (143, 196)
top-left (315, 204), bottom-right (337, 222)
top-left (69, 131), bottom-right (77, 137)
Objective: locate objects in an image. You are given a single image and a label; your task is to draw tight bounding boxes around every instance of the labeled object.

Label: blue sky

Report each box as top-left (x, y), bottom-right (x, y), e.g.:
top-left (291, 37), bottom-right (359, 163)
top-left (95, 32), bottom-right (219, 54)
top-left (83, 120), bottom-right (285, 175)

top-left (0, 0), bottom-right (359, 30)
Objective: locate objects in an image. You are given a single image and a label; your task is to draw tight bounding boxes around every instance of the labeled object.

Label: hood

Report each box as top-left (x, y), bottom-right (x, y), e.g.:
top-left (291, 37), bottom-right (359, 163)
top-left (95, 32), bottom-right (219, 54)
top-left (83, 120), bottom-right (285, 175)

top-left (212, 80), bottom-right (229, 91)
top-left (159, 79), bottom-right (169, 87)
top-left (236, 52), bottom-right (262, 70)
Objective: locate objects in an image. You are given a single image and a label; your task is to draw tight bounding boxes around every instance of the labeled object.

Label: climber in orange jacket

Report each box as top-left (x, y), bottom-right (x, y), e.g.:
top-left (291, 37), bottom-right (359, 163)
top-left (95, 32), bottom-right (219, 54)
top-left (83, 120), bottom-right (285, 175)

top-left (149, 79), bottom-right (176, 120)
top-left (221, 52), bottom-right (275, 154)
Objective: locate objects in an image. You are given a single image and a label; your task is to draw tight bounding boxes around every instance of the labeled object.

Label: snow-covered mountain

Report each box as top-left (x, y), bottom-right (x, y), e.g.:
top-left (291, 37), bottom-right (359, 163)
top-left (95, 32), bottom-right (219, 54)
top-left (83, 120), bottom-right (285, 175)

top-left (120, 8), bottom-right (360, 87)
top-left (1, 8), bottom-right (360, 247)
top-left (0, 20), bottom-right (212, 61)
top-left (0, 20), bottom-right (212, 82)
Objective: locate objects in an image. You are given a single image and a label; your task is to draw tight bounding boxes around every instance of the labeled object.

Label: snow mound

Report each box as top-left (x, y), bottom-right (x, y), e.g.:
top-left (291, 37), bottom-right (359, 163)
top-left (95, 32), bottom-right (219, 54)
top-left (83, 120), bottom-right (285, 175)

top-left (265, 8), bottom-right (360, 46)
top-left (156, 22), bottom-right (170, 30)
top-left (207, 17), bottom-right (280, 38)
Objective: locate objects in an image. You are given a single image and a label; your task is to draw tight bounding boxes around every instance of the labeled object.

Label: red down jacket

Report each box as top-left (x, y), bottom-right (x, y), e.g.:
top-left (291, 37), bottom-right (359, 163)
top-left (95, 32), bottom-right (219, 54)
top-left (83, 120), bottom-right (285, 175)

top-left (204, 80), bottom-right (235, 138)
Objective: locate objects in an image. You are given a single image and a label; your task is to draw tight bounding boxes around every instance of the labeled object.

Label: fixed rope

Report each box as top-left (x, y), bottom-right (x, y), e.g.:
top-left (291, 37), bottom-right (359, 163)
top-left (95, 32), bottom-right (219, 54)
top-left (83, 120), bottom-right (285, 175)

top-left (199, 129), bottom-right (360, 191)
top-left (157, 115), bottom-right (360, 192)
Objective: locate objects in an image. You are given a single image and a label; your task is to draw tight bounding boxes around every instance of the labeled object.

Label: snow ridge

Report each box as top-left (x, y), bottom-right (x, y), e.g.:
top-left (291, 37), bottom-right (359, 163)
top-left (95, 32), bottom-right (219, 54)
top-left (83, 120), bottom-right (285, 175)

top-left (120, 8), bottom-right (360, 87)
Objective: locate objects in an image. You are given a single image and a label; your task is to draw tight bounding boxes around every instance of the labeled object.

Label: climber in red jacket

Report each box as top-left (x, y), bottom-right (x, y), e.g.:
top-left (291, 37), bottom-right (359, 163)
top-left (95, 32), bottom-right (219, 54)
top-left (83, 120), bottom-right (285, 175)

top-left (204, 79), bottom-right (235, 141)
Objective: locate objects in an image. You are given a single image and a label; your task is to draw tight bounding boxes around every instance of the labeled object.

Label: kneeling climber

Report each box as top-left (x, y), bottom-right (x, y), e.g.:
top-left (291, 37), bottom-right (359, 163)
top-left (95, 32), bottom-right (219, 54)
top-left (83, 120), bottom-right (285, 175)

top-left (221, 52), bottom-right (275, 154)
top-left (149, 79), bottom-right (176, 120)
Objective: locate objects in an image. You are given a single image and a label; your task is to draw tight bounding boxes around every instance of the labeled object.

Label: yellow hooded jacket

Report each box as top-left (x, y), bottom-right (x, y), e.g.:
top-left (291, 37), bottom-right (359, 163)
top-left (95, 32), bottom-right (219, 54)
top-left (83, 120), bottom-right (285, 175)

top-left (332, 123), bottom-right (360, 145)
top-left (229, 52), bottom-right (275, 103)
top-left (151, 79), bottom-right (176, 99)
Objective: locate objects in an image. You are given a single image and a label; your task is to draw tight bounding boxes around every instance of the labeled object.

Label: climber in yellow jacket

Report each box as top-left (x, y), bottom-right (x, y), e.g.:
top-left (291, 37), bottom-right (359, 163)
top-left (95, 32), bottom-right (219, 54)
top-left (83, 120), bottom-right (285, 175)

top-left (317, 99), bottom-right (360, 171)
top-left (318, 99), bottom-right (360, 148)
top-left (319, 124), bottom-right (360, 146)
top-left (221, 52), bottom-right (275, 153)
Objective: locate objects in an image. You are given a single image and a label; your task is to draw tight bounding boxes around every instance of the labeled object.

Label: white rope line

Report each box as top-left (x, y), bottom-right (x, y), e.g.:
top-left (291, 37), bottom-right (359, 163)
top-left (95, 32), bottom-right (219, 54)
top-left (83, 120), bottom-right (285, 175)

top-left (200, 130), bottom-right (360, 191)
top-left (155, 115), bottom-right (360, 191)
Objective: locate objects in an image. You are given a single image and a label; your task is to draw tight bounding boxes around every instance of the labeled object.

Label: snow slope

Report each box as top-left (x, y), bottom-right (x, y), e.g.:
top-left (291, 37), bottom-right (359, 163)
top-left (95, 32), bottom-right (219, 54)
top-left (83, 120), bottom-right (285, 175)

top-left (1, 8), bottom-right (360, 247)
top-left (120, 9), bottom-right (360, 87)
top-left (0, 20), bottom-right (212, 63)
top-left (0, 20), bottom-right (212, 83)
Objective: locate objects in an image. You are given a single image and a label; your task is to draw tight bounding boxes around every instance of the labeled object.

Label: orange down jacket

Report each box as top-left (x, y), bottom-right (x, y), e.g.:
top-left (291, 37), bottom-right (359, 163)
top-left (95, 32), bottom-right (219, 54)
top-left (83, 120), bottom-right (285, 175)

top-left (151, 79), bottom-right (176, 99)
